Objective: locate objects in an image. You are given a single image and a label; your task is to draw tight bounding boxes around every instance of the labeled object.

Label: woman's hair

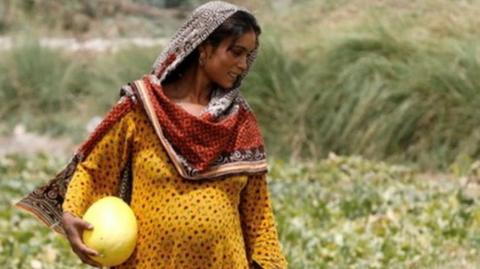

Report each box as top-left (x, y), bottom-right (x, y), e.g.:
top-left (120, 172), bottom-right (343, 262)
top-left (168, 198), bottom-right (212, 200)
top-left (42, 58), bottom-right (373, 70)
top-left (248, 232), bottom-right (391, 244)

top-left (162, 10), bottom-right (261, 85)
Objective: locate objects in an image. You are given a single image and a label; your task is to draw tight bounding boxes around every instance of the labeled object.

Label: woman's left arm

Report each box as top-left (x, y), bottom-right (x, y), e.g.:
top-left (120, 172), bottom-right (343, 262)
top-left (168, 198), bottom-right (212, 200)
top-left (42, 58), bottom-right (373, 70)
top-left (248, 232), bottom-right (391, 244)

top-left (239, 174), bottom-right (288, 269)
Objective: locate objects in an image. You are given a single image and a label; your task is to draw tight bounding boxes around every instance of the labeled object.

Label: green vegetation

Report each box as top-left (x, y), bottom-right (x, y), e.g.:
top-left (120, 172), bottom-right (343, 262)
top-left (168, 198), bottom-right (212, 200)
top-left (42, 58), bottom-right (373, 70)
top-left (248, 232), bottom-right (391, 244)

top-left (2, 1), bottom-right (479, 168)
top-left (4, 1), bottom-right (479, 168)
top-left (0, 39), bottom-right (159, 141)
top-left (0, 154), bottom-right (87, 268)
top-left (244, 31), bottom-right (480, 169)
top-left (2, 154), bottom-right (480, 268)
top-left (2, 33), bottom-right (480, 168)
top-left (243, 0), bottom-right (480, 169)
top-left (270, 155), bottom-right (480, 268)
top-left (0, 39), bottom-right (89, 137)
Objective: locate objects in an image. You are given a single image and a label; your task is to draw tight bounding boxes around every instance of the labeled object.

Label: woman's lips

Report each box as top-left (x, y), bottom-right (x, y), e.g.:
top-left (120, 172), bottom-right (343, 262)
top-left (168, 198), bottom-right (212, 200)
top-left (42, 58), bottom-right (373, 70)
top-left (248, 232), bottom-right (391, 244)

top-left (228, 72), bottom-right (239, 80)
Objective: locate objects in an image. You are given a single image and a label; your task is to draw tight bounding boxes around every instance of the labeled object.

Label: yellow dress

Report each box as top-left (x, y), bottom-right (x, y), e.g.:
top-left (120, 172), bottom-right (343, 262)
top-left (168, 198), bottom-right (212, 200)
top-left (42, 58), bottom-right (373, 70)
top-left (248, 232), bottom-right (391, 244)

top-left (62, 103), bottom-right (288, 269)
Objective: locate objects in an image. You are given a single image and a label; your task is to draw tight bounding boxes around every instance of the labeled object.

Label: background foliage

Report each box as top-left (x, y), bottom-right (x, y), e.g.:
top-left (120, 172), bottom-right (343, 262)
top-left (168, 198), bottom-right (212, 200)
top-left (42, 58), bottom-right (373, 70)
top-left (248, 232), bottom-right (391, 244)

top-left (2, 0), bottom-right (480, 168)
top-left (2, 154), bottom-right (480, 268)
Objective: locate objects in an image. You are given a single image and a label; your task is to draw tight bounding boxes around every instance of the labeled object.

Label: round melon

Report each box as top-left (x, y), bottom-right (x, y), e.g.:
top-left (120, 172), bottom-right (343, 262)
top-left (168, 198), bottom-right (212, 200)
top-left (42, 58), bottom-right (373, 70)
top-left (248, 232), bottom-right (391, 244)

top-left (82, 196), bottom-right (138, 266)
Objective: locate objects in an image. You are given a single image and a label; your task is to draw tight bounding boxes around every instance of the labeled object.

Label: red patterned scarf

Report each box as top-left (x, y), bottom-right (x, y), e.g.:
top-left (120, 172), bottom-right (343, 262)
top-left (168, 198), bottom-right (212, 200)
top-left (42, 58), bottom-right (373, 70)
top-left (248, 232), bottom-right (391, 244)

top-left (133, 75), bottom-right (267, 180)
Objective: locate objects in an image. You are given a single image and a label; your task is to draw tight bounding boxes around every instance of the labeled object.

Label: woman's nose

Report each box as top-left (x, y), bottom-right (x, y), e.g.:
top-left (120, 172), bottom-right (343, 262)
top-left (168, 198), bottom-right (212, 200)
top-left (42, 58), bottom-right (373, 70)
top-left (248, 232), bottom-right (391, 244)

top-left (238, 56), bottom-right (248, 71)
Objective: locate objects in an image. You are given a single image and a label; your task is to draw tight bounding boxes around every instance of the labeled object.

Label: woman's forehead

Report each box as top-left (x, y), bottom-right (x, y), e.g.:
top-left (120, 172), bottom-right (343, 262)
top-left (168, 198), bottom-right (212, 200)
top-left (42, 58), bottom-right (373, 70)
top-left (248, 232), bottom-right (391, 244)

top-left (223, 31), bottom-right (258, 51)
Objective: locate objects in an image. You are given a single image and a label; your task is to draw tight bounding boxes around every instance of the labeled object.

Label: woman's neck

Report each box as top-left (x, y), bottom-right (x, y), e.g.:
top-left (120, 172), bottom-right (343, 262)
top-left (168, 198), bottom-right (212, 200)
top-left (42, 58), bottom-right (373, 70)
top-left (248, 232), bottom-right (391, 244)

top-left (164, 64), bottom-right (213, 106)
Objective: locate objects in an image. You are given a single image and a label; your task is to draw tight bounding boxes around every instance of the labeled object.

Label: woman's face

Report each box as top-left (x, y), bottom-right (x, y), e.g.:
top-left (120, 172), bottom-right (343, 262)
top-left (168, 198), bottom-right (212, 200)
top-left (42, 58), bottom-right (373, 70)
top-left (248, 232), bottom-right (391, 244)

top-left (201, 31), bottom-right (257, 89)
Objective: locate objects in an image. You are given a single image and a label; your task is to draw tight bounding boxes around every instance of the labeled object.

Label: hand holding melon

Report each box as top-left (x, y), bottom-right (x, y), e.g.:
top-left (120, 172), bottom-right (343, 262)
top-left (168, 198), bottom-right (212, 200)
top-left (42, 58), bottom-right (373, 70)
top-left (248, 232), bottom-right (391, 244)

top-left (62, 211), bottom-right (102, 267)
top-left (81, 196), bottom-right (138, 267)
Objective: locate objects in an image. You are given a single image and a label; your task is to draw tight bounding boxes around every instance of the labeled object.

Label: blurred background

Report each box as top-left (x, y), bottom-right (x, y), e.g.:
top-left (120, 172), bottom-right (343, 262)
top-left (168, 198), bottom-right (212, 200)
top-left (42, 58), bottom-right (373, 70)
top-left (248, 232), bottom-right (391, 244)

top-left (1, 0), bottom-right (480, 268)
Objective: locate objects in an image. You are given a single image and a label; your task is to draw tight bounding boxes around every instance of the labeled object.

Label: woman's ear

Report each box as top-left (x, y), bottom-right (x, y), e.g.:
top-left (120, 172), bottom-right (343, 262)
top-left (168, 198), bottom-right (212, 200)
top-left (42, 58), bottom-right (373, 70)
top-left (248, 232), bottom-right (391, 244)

top-left (198, 45), bottom-right (207, 67)
top-left (198, 43), bottom-right (214, 67)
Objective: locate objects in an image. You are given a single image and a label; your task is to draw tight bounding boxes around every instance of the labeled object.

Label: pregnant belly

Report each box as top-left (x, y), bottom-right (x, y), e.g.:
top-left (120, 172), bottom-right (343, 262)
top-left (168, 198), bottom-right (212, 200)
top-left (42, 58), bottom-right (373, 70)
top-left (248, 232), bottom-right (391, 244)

top-left (134, 189), bottom-right (242, 247)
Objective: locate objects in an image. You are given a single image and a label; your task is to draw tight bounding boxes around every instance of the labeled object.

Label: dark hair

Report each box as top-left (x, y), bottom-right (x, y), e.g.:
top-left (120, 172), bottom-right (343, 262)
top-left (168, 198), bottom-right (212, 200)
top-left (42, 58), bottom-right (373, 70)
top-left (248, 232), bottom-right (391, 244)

top-left (162, 10), bottom-right (261, 85)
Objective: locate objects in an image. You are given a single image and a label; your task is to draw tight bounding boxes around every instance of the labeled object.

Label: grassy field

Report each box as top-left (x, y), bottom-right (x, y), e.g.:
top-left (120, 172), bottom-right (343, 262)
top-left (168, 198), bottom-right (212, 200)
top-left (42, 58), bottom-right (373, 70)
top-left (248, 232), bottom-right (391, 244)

top-left (2, 153), bottom-right (480, 268)
top-left (245, 0), bottom-right (480, 169)
top-left (2, 1), bottom-right (480, 168)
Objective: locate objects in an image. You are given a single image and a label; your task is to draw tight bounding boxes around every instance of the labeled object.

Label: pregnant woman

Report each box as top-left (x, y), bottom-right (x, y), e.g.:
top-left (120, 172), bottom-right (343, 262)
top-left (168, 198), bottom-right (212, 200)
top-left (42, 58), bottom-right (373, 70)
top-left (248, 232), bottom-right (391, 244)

top-left (16, 1), bottom-right (287, 268)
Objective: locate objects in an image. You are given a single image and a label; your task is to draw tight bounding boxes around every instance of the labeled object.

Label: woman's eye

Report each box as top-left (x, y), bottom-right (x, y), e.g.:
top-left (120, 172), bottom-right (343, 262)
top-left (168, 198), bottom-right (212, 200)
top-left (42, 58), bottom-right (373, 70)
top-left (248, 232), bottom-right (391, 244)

top-left (231, 50), bottom-right (242, 57)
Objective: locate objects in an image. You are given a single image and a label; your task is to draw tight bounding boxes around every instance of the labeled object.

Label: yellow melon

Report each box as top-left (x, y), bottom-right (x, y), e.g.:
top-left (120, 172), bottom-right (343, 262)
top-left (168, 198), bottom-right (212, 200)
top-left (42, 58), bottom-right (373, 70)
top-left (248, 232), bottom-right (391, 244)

top-left (82, 196), bottom-right (138, 267)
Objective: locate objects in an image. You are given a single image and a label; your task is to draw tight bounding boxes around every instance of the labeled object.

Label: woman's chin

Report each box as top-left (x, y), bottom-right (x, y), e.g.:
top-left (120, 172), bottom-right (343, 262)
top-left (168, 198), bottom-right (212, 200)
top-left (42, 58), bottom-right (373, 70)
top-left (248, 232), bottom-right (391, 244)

top-left (217, 81), bottom-right (235, 89)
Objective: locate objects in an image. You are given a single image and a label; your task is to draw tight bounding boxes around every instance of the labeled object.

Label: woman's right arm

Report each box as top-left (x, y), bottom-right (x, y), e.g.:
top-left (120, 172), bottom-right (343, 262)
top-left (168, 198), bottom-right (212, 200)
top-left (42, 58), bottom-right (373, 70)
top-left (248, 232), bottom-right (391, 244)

top-left (61, 105), bottom-right (137, 266)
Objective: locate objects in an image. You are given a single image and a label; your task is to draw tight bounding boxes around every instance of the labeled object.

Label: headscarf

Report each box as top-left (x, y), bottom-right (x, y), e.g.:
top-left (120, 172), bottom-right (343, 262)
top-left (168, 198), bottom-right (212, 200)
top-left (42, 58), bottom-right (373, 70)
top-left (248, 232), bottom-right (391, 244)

top-left (15, 1), bottom-right (267, 234)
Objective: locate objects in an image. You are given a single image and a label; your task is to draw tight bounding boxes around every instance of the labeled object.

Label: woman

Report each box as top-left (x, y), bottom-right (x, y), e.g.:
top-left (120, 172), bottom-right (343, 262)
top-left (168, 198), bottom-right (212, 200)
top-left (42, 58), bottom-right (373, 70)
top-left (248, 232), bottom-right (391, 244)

top-left (15, 1), bottom-right (287, 268)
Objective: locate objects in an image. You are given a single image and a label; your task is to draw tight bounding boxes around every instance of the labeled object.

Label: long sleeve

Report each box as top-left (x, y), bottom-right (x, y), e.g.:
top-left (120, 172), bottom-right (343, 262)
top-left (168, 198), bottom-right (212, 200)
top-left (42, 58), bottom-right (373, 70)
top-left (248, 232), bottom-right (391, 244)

top-left (62, 110), bottom-right (136, 217)
top-left (239, 174), bottom-right (288, 269)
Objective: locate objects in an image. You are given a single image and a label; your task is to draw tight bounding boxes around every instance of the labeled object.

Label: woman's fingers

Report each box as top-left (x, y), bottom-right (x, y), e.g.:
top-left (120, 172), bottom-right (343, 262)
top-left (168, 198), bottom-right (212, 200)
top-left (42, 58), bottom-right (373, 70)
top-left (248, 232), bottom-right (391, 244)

top-left (72, 239), bottom-right (102, 267)
top-left (62, 213), bottom-right (101, 266)
top-left (74, 220), bottom-right (100, 256)
top-left (74, 248), bottom-right (102, 267)
top-left (71, 234), bottom-right (99, 256)
top-left (71, 232), bottom-right (102, 267)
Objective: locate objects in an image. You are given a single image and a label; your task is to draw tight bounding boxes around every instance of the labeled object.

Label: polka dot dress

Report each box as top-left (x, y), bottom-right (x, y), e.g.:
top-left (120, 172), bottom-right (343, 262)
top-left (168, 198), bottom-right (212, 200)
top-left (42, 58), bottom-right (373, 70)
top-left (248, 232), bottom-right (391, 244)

top-left (62, 104), bottom-right (287, 269)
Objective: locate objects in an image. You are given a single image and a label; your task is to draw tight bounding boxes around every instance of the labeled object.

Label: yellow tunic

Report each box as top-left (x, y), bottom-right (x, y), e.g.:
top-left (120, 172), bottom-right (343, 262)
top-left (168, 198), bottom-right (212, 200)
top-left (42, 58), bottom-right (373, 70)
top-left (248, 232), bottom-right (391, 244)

top-left (62, 103), bottom-right (287, 269)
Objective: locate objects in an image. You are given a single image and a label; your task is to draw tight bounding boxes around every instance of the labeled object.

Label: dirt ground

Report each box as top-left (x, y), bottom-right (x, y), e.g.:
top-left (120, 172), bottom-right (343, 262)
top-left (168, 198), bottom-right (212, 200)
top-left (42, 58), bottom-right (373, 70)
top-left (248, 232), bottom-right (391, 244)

top-left (0, 124), bottom-right (74, 158)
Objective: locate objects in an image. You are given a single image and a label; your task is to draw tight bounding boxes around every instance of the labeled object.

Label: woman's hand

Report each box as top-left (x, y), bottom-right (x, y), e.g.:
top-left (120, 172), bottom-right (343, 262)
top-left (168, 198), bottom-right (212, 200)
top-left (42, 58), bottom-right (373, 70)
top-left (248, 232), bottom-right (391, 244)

top-left (61, 211), bottom-right (102, 267)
